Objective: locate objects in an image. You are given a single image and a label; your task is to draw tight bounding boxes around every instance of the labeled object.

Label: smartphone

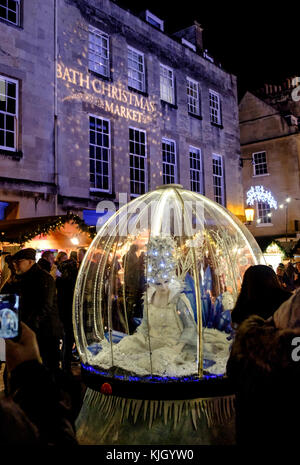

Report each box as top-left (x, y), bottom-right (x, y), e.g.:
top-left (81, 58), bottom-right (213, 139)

top-left (0, 294), bottom-right (20, 340)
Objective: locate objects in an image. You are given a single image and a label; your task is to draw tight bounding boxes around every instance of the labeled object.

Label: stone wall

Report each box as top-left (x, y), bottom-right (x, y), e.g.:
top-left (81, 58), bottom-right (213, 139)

top-left (0, 0), bottom-right (56, 217)
top-left (240, 91), bottom-right (300, 237)
top-left (0, 0), bottom-right (243, 219)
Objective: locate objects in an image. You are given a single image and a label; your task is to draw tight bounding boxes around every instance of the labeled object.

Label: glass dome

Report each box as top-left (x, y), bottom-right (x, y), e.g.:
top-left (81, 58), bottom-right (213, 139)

top-left (73, 185), bottom-right (264, 381)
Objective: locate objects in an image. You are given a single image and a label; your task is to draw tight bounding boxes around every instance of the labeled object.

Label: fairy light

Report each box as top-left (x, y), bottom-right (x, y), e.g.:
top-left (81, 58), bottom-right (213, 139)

top-left (246, 186), bottom-right (278, 209)
top-left (146, 236), bottom-right (177, 284)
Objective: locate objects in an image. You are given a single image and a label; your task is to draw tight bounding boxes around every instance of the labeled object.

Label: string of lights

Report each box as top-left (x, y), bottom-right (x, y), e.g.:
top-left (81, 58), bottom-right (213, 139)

top-left (0, 213), bottom-right (96, 245)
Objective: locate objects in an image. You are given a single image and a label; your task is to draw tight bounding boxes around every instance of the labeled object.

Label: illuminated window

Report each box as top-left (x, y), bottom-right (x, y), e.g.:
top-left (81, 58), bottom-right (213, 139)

top-left (212, 154), bottom-right (225, 205)
top-left (252, 151), bottom-right (268, 176)
top-left (187, 78), bottom-right (200, 116)
top-left (0, 75), bottom-right (18, 152)
top-left (129, 127), bottom-right (147, 196)
top-left (160, 64), bottom-right (175, 105)
top-left (162, 138), bottom-right (177, 184)
top-left (128, 47), bottom-right (145, 92)
top-left (88, 26), bottom-right (110, 78)
top-left (0, 0), bottom-right (20, 26)
top-left (209, 90), bottom-right (222, 125)
top-left (89, 116), bottom-right (111, 192)
top-left (257, 201), bottom-right (272, 224)
top-left (190, 147), bottom-right (203, 194)
top-left (0, 201), bottom-right (8, 220)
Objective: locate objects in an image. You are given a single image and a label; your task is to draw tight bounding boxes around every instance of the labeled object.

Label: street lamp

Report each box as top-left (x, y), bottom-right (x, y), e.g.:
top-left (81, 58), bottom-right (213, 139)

top-left (239, 157), bottom-right (254, 168)
top-left (245, 207), bottom-right (255, 224)
top-left (279, 197), bottom-right (291, 242)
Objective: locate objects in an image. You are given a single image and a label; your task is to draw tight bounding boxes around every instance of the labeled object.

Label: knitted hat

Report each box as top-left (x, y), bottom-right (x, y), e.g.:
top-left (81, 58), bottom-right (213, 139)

top-left (11, 248), bottom-right (36, 261)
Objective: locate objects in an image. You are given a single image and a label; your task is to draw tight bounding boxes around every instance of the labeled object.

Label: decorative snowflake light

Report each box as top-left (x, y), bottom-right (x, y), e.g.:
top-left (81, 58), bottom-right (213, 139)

top-left (146, 236), bottom-right (177, 284)
top-left (246, 186), bottom-right (278, 209)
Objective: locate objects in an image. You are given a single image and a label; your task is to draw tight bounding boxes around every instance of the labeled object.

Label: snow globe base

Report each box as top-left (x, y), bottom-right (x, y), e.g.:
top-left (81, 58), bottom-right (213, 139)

top-left (75, 367), bottom-right (236, 445)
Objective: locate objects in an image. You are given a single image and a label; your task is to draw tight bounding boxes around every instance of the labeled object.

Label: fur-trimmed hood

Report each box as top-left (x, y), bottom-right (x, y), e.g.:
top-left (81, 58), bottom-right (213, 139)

top-left (271, 287), bottom-right (300, 329)
top-left (226, 314), bottom-right (300, 446)
top-left (227, 315), bottom-right (300, 376)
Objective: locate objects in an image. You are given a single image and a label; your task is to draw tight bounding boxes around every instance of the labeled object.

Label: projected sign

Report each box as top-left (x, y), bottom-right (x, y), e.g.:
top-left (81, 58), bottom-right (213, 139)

top-left (57, 63), bottom-right (158, 124)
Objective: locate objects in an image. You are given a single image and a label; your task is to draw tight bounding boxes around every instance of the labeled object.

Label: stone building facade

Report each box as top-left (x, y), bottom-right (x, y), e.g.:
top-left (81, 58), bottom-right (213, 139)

top-left (0, 0), bottom-right (243, 224)
top-left (239, 81), bottom-right (300, 247)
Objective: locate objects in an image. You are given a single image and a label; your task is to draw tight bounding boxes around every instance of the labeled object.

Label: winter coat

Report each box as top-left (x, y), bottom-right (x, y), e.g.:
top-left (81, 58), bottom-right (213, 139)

top-left (123, 250), bottom-right (141, 292)
top-left (2, 263), bottom-right (63, 339)
top-left (226, 315), bottom-right (300, 446)
top-left (37, 257), bottom-right (51, 273)
top-left (271, 287), bottom-right (300, 329)
top-left (0, 360), bottom-right (78, 445)
top-left (56, 259), bottom-right (78, 329)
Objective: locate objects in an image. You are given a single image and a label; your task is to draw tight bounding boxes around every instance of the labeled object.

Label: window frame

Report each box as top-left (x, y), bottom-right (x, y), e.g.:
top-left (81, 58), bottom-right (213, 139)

top-left (256, 201), bottom-right (272, 225)
top-left (252, 151), bottom-right (268, 177)
top-left (89, 114), bottom-right (111, 193)
top-left (187, 77), bottom-right (201, 116)
top-left (88, 26), bottom-right (110, 78)
top-left (145, 10), bottom-right (164, 31)
top-left (127, 46), bottom-right (146, 93)
top-left (0, 74), bottom-right (18, 152)
top-left (162, 138), bottom-right (177, 185)
top-left (209, 89), bottom-right (222, 125)
top-left (129, 126), bottom-right (148, 197)
top-left (160, 64), bottom-right (175, 105)
top-left (0, 0), bottom-right (21, 27)
top-left (189, 146), bottom-right (203, 194)
top-left (212, 153), bottom-right (225, 206)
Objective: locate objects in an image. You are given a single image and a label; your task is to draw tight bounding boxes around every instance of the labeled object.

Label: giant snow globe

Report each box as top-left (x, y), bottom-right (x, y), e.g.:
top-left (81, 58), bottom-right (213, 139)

top-left (74, 185), bottom-right (264, 445)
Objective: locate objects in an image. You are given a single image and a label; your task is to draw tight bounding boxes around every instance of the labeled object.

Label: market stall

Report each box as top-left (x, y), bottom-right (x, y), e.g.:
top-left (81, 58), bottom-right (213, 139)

top-left (0, 214), bottom-right (95, 284)
top-left (0, 213), bottom-right (95, 247)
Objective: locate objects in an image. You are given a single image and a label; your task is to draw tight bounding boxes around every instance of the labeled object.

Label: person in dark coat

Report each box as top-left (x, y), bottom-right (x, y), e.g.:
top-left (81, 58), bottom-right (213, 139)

top-left (227, 290), bottom-right (300, 447)
top-left (285, 260), bottom-right (297, 290)
top-left (276, 262), bottom-right (294, 292)
top-left (293, 260), bottom-right (300, 288)
top-left (37, 250), bottom-right (54, 274)
top-left (0, 322), bottom-right (78, 445)
top-left (77, 248), bottom-right (86, 269)
top-left (122, 244), bottom-right (143, 331)
top-left (2, 248), bottom-right (63, 371)
top-left (56, 257), bottom-right (78, 372)
top-left (230, 264), bottom-right (292, 327)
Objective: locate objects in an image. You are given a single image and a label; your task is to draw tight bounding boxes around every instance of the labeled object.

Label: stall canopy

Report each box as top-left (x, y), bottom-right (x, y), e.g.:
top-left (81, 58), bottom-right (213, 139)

top-left (0, 214), bottom-right (96, 249)
top-left (255, 235), bottom-right (298, 259)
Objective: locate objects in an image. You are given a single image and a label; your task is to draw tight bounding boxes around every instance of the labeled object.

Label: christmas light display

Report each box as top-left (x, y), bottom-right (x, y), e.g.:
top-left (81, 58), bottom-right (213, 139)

top-left (73, 184), bottom-right (265, 445)
top-left (246, 185), bottom-right (278, 209)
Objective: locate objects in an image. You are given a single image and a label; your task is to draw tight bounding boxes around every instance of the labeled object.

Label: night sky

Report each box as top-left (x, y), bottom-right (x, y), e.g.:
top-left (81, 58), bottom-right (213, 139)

top-left (115, 1), bottom-right (300, 99)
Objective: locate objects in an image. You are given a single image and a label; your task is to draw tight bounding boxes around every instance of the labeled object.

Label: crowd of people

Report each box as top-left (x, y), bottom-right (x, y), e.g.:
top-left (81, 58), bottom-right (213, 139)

top-left (275, 259), bottom-right (300, 292)
top-left (0, 246), bottom-right (88, 444)
top-left (0, 247), bottom-right (86, 372)
top-left (228, 262), bottom-right (300, 447)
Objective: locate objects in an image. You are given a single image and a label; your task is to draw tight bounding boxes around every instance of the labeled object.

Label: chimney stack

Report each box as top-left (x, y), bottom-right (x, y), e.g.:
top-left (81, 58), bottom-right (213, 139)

top-left (172, 21), bottom-right (204, 52)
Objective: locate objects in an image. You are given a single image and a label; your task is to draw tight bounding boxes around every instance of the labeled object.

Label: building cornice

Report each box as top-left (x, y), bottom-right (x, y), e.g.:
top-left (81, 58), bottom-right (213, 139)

top-left (241, 131), bottom-right (300, 147)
